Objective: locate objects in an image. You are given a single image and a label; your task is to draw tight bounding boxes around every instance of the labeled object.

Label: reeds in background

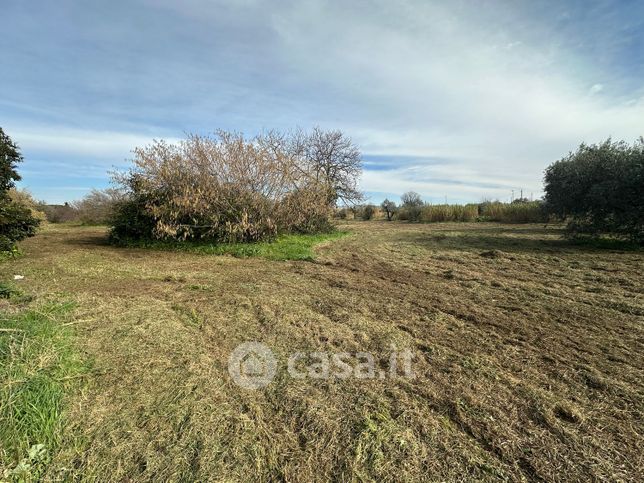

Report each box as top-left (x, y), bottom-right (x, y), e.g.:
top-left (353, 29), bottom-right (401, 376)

top-left (419, 204), bottom-right (479, 222)
top-left (479, 201), bottom-right (546, 223)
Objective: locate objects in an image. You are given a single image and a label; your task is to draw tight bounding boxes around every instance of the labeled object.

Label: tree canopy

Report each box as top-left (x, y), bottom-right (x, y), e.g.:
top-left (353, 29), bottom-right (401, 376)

top-left (544, 138), bottom-right (644, 243)
top-left (0, 128), bottom-right (40, 252)
top-left (0, 127), bottom-right (22, 192)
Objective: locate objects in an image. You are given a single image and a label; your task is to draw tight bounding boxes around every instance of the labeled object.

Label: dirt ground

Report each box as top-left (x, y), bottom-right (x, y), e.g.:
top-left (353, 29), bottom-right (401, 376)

top-left (2, 222), bottom-right (643, 481)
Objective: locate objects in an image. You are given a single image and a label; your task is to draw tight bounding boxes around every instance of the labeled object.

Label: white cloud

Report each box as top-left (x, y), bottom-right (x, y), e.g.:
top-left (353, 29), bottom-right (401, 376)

top-left (589, 83), bottom-right (604, 94)
top-left (9, 125), bottom-right (179, 162)
top-left (4, 0), bottom-right (643, 203)
top-left (264, 0), bottom-right (644, 200)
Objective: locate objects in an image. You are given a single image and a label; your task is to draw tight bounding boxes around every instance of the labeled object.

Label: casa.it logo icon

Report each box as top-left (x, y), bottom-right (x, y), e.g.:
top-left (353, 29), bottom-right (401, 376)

top-left (228, 342), bottom-right (277, 390)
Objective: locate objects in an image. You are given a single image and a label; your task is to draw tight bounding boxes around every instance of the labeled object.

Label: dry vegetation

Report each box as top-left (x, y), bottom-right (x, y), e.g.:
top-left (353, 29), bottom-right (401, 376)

top-left (110, 128), bottom-right (362, 243)
top-left (1, 221), bottom-right (643, 481)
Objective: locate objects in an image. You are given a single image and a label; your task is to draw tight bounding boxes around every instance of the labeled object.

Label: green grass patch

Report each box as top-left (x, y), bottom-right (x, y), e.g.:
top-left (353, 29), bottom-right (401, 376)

top-left (0, 282), bottom-right (17, 299)
top-left (118, 230), bottom-right (349, 261)
top-left (0, 301), bottom-right (87, 480)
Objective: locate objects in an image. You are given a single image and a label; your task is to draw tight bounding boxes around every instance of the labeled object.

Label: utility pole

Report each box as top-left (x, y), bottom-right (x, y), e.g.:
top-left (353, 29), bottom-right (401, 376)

top-left (511, 190), bottom-right (514, 203)
top-left (520, 189), bottom-right (523, 200)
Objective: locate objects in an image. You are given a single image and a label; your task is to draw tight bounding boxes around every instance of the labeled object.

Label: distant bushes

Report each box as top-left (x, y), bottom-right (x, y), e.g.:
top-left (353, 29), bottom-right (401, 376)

top-left (110, 129), bottom-right (362, 243)
top-left (342, 198), bottom-right (545, 224)
top-left (36, 189), bottom-right (123, 225)
top-left (40, 203), bottom-right (78, 223)
top-left (544, 138), bottom-right (644, 243)
top-left (373, 189), bottom-right (544, 224)
top-left (71, 188), bottom-right (125, 225)
top-left (397, 191), bottom-right (424, 221)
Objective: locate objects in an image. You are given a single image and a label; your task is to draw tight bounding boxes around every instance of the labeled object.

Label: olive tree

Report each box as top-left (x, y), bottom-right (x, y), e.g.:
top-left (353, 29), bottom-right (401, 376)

top-left (381, 198), bottom-right (397, 221)
top-left (544, 138), bottom-right (644, 243)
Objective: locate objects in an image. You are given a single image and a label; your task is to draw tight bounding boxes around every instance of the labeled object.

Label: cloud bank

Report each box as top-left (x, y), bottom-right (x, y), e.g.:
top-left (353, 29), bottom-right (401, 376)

top-left (2, 0), bottom-right (642, 203)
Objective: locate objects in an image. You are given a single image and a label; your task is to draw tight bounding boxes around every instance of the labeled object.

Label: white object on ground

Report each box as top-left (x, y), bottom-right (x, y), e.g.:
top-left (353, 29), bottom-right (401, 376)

top-left (13, 275), bottom-right (25, 280)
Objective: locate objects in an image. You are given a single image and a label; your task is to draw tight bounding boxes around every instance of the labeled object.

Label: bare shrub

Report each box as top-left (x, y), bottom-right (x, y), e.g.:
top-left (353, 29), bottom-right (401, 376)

top-left (72, 188), bottom-right (125, 225)
top-left (111, 129), bottom-right (354, 243)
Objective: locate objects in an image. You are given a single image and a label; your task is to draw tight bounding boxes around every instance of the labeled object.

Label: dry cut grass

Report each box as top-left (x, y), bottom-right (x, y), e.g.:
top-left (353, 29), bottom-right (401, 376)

top-left (1, 222), bottom-right (642, 481)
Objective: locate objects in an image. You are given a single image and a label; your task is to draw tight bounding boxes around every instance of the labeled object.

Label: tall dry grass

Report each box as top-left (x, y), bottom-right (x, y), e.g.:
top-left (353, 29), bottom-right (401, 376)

top-left (419, 204), bottom-right (478, 222)
top-left (479, 201), bottom-right (546, 223)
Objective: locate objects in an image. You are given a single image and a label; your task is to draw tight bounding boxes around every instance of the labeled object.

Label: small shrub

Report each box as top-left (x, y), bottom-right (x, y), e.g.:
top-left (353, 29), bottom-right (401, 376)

top-left (357, 204), bottom-right (376, 220)
top-left (0, 200), bottom-right (40, 252)
top-left (72, 188), bottom-right (125, 225)
top-left (335, 208), bottom-right (348, 219)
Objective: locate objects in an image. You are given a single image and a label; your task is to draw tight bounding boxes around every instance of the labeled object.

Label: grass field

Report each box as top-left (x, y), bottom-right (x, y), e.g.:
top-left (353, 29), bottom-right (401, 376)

top-left (1, 222), bottom-right (642, 481)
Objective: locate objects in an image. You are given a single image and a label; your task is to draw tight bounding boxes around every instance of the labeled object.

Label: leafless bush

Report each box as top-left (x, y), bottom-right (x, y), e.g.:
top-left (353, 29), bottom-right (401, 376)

top-left (40, 203), bottom-right (78, 223)
top-left (72, 188), bottom-right (125, 225)
top-left (286, 127), bottom-right (363, 205)
top-left (112, 128), bottom-right (357, 243)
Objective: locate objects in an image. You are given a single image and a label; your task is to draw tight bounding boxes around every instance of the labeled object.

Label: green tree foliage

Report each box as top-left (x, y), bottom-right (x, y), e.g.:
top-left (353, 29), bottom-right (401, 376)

top-left (544, 138), bottom-right (644, 243)
top-left (0, 128), bottom-right (22, 191)
top-left (0, 128), bottom-right (40, 252)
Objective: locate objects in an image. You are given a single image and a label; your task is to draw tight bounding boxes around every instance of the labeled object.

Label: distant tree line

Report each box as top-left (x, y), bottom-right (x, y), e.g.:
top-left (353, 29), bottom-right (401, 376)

top-left (340, 138), bottom-right (643, 244)
top-left (337, 195), bottom-right (546, 224)
top-left (3, 125), bottom-right (641, 253)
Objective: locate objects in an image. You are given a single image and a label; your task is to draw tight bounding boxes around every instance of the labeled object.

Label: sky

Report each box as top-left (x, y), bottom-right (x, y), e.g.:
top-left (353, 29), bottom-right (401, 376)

top-left (2, 0), bottom-right (643, 204)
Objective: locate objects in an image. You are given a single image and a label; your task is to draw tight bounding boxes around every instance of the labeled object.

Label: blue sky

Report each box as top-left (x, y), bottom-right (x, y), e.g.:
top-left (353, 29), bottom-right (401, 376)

top-left (2, 0), bottom-right (643, 204)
